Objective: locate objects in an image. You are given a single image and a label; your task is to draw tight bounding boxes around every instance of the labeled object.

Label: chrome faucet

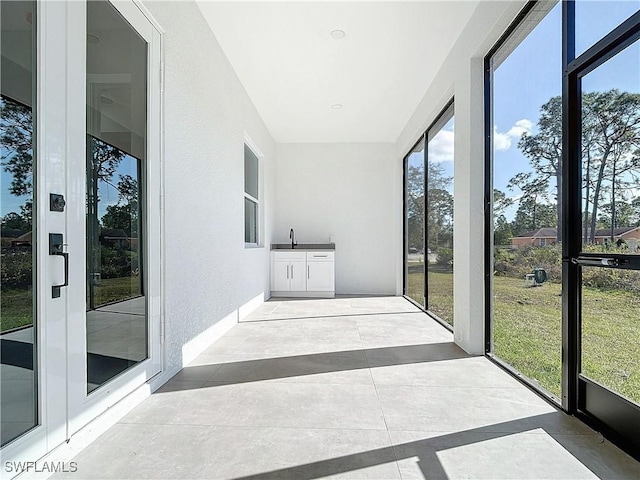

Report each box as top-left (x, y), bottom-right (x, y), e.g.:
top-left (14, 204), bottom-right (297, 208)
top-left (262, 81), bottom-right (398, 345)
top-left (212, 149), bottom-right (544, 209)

top-left (290, 228), bottom-right (297, 248)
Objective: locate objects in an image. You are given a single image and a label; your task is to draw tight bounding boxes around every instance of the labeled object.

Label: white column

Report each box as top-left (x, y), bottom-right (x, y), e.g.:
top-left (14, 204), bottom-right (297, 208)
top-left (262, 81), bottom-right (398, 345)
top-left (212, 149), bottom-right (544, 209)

top-left (453, 56), bottom-right (485, 355)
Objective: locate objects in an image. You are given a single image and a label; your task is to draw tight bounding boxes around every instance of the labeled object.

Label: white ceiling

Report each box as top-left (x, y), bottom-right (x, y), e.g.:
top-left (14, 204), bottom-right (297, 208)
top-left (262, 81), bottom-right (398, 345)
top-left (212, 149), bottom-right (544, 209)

top-left (197, 1), bottom-right (480, 143)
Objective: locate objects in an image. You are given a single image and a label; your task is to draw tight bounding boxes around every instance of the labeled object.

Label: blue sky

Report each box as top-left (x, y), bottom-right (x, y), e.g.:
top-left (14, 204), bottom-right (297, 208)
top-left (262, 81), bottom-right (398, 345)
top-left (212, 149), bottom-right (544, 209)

top-left (493, 1), bottom-right (639, 220)
top-left (2, 1), bottom-right (639, 224)
top-left (407, 2), bottom-right (639, 223)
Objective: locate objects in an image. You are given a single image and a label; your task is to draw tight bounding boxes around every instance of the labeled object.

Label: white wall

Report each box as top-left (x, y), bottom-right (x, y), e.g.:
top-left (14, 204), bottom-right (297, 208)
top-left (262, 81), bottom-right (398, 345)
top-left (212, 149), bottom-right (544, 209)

top-left (395, 1), bottom-right (527, 354)
top-left (275, 143), bottom-right (397, 295)
top-left (143, 1), bottom-right (276, 370)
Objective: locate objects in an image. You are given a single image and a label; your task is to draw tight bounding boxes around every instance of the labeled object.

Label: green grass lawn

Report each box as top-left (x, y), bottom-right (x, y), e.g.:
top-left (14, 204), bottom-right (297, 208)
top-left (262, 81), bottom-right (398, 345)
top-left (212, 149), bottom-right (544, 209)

top-left (408, 270), bottom-right (640, 405)
top-left (408, 264), bottom-right (453, 326)
top-left (494, 276), bottom-right (639, 404)
top-left (1, 276), bottom-right (141, 333)
top-left (91, 276), bottom-right (141, 306)
top-left (0, 288), bottom-right (33, 332)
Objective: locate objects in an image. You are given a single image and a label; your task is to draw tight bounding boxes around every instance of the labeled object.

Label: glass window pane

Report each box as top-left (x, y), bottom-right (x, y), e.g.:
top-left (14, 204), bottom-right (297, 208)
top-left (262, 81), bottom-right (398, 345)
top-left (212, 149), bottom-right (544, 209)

top-left (575, 1), bottom-right (639, 57)
top-left (490, 2), bottom-right (563, 400)
top-left (1, 0), bottom-right (37, 446)
top-left (244, 144), bottom-right (259, 199)
top-left (427, 112), bottom-right (454, 325)
top-left (245, 198), bottom-right (258, 244)
top-left (86, 0), bottom-right (148, 393)
top-left (580, 41), bottom-right (640, 255)
top-left (405, 137), bottom-right (425, 307)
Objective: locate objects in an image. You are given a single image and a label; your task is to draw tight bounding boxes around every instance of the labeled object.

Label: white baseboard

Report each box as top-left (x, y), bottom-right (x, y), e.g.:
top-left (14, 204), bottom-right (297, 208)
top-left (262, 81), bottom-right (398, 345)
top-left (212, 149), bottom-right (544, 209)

top-left (180, 311), bottom-right (237, 367)
top-left (270, 291), bottom-right (335, 298)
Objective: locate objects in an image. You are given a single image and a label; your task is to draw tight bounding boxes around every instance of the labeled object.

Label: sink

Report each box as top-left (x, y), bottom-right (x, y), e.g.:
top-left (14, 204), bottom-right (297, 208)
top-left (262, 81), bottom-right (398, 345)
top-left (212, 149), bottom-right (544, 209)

top-left (271, 243), bottom-right (335, 250)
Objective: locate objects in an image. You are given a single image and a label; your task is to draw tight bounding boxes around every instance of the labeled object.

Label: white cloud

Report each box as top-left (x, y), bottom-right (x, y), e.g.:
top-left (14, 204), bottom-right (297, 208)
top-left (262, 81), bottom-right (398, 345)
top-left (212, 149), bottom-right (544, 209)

top-left (428, 129), bottom-right (454, 163)
top-left (494, 119), bottom-right (533, 151)
top-left (493, 130), bottom-right (512, 151)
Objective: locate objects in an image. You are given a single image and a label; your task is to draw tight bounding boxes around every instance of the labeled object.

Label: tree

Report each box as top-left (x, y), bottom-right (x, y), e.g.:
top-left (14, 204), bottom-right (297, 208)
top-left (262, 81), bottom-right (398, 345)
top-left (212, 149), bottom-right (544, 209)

top-left (513, 90), bottom-right (640, 245)
top-left (1, 212), bottom-right (30, 232)
top-left (582, 90), bottom-right (640, 243)
top-left (1, 96), bottom-right (33, 198)
top-left (598, 201), bottom-right (636, 229)
top-left (493, 189), bottom-right (514, 246)
top-left (426, 160), bottom-right (453, 250)
top-left (516, 96), bottom-right (563, 241)
top-left (406, 164), bottom-right (424, 251)
top-left (511, 197), bottom-right (556, 236)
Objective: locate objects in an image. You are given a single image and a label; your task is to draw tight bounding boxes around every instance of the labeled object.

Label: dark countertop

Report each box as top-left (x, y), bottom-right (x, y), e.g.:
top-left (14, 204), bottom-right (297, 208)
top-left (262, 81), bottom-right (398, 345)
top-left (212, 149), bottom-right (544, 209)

top-left (271, 243), bottom-right (335, 251)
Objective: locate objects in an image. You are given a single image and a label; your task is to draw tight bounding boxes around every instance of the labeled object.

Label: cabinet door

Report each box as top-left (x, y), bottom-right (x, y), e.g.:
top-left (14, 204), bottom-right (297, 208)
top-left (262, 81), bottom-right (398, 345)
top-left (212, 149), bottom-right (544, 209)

top-left (307, 261), bottom-right (335, 292)
top-left (289, 260), bottom-right (307, 292)
top-left (272, 261), bottom-right (291, 291)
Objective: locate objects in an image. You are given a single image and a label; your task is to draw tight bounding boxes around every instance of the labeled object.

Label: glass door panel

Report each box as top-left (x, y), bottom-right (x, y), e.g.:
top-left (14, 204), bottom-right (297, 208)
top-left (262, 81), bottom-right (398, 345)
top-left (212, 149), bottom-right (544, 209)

top-left (405, 137), bottom-right (426, 307)
top-left (85, 0), bottom-right (148, 393)
top-left (579, 38), bottom-right (640, 406)
top-left (580, 266), bottom-right (640, 405)
top-left (1, 0), bottom-right (37, 447)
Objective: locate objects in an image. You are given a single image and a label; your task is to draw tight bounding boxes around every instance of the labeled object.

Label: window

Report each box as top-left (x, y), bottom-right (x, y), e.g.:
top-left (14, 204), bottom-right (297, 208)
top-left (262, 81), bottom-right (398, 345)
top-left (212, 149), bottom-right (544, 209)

top-left (404, 137), bottom-right (426, 307)
top-left (403, 101), bottom-right (454, 328)
top-left (244, 144), bottom-right (259, 245)
top-left (426, 104), bottom-right (454, 326)
top-left (487, 1), bottom-right (562, 401)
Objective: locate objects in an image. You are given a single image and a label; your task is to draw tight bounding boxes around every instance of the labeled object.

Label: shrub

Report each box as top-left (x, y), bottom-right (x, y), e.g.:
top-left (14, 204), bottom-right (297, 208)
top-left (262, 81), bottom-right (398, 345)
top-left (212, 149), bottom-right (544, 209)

top-left (1, 252), bottom-right (33, 290)
top-left (494, 244), bottom-right (562, 281)
top-left (436, 248), bottom-right (453, 269)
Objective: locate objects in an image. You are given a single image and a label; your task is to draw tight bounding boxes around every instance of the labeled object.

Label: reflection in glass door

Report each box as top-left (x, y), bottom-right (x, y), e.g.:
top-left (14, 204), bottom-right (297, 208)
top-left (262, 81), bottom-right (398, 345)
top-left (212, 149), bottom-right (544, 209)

top-left (0, 0), bottom-right (37, 447)
top-left (85, 0), bottom-right (148, 393)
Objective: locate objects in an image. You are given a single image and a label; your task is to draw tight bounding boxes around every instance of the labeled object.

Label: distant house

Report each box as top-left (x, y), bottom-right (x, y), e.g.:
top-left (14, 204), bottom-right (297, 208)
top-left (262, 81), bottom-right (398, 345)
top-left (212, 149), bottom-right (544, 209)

top-left (511, 228), bottom-right (559, 249)
top-left (1, 228), bottom-right (25, 248)
top-left (0, 229), bottom-right (32, 248)
top-left (511, 226), bottom-right (640, 250)
top-left (592, 226), bottom-right (640, 250)
top-left (100, 228), bottom-right (138, 249)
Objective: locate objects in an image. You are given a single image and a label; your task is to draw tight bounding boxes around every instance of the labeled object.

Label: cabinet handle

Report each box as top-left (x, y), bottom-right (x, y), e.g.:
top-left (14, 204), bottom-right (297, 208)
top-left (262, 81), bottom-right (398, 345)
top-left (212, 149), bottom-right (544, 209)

top-left (286, 265), bottom-right (289, 279)
top-left (291, 265), bottom-right (294, 278)
top-left (308, 265), bottom-right (310, 279)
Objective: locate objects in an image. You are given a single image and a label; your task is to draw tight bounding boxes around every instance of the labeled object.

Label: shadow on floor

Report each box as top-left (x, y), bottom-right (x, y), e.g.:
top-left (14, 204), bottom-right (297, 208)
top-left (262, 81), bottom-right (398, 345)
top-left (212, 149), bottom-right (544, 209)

top-left (227, 413), bottom-right (610, 480)
top-left (158, 342), bottom-right (469, 391)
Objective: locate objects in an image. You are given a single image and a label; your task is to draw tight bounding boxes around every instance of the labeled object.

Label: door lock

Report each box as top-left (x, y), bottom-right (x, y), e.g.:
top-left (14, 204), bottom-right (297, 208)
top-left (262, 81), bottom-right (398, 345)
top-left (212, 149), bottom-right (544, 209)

top-left (50, 193), bottom-right (66, 212)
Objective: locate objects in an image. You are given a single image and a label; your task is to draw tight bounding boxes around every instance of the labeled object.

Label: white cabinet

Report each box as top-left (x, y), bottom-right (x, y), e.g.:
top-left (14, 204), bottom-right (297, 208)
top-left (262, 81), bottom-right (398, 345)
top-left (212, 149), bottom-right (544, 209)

top-left (271, 252), bottom-right (307, 293)
top-left (306, 252), bottom-right (335, 292)
top-left (271, 250), bottom-right (334, 297)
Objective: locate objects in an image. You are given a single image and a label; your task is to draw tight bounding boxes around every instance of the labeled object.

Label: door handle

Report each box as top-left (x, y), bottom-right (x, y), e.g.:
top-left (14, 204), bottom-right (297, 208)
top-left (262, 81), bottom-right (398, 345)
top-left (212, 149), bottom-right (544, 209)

top-left (571, 256), bottom-right (629, 267)
top-left (50, 233), bottom-right (69, 298)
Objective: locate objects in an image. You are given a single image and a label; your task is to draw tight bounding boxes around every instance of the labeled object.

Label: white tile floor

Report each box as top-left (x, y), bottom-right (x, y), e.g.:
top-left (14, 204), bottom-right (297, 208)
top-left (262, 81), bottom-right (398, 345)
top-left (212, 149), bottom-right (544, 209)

top-left (54, 296), bottom-right (640, 479)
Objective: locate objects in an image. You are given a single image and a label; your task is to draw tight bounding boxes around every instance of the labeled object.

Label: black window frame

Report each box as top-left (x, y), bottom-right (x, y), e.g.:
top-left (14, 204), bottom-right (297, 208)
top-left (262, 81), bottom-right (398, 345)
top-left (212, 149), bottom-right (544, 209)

top-left (402, 98), bottom-right (455, 331)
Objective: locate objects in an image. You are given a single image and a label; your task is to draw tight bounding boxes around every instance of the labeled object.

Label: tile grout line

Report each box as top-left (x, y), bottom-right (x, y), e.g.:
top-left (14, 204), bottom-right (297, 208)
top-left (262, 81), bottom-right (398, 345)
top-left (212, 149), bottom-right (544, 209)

top-left (358, 309), bottom-right (406, 480)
